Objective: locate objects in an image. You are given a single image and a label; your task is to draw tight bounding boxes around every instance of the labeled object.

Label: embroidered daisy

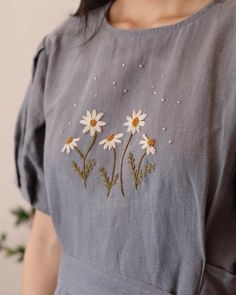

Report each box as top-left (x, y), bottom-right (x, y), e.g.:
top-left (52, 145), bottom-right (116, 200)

top-left (99, 133), bottom-right (124, 150)
top-left (62, 137), bottom-right (80, 154)
top-left (123, 109), bottom-right (147, 134)
top-left (80, 109), bottom-right (106, 137)
top-left (140, 134), bottom-right (156, 155)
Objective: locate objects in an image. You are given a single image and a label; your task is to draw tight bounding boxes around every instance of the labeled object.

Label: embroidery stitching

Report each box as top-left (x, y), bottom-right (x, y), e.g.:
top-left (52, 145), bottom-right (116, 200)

top-left (62, 109), bottom-right (106, 189)
top-left (61, 108), bottom-right (159, 197)
top-left (128, 133), bottom-right (156, 190)
top-left (120, 109), bottom-right (147, 197)
top-left (99, 133), bottom-right (124, 197)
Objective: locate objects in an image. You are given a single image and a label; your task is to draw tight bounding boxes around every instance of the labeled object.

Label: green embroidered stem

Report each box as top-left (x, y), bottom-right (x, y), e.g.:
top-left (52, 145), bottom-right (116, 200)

top-left (83, 133), bottom-right (97, 189)
top-left (120, 133), bottom-right (133, 197)
top-left (74, 146), bottom-right (84, 160)
top-left (128, 152), bottom-right (137, 186)
top-left (100, 148), bottom-right (119, 197)
top-left (72, 134), bottom-right (97, 189)
top-left (85, 133), bottom-right (97, 159)
top-left (83, 157), bottom-right (87, 189)
top-left (135, 151), bottom-right (146, 190)
top-left (72, 161), bottom-right (85, 180)
top-left (108, 148), bottom-right (117, 196)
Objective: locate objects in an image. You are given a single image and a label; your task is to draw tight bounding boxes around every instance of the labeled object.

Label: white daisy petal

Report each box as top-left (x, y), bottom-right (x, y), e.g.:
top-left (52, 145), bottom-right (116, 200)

top-left (114, 138), bottom-right (121, 144)
top-left (150, 147), bottom-right (156, 154)
top-left (95, 126), bottom-right (102, 133)
top-left (99, 139), bottom-right (106, 145)
top-left (66, 145), bottom-right (70, 154)
top-left (116, 133), bottom-right (124, 138)
top-left (136, 109), bottom-right (142, 116)
top-left (142, 134), bottom-right (148, 141)
top-left (92, 109), bottom-right (96, 118)
top-left (85, 110), bottom-right (91, 119)
top-left (82, 125), bottom-right (90, 133)
top-left (139, 140), bottom-right (145, 145)
top-left (139, 113), bottom-right (147, 120)
top-left (104, 142), bottom-right (109, 150)
top-left (97, 121), bottom-right (106, 126)
top-left (96, 112), bottom-right (104, 121)
top-left (80, 119), bottom-right (88, 125)
top-left (90, 128), bottom-right (96, 137)
top-left (62, 145), bottom-right (66, 153)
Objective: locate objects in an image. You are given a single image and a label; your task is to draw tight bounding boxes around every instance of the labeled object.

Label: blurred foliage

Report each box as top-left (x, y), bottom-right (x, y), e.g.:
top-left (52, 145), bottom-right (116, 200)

top-left (0, 206), bottom-right (35, 262)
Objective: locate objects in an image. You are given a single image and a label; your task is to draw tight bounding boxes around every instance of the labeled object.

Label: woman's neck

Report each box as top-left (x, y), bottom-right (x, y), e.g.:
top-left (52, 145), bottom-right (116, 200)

top-left (107, 0), bottom-right (214, 29)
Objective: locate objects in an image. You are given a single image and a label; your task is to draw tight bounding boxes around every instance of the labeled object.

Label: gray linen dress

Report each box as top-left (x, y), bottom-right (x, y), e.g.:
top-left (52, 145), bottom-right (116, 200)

top-left (13, 0), bottom-right (236, 294)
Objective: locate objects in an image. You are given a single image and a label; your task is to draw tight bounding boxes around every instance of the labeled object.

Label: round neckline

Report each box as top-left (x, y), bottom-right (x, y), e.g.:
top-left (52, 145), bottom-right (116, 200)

top-left (101, 0), bottom-right (221, 35)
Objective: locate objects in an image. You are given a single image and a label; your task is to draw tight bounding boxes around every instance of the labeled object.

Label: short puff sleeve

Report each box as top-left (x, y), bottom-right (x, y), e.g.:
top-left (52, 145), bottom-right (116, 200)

top-left (13, 35), bottom-right (51, 215)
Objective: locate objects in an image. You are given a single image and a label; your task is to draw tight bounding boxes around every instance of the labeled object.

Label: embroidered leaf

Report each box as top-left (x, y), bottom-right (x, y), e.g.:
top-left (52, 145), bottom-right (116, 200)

top-left (113, 173), bottom-right (119, 185)
top-left (135, 163), bottom-right (155, 187)
top-left (100, 167), bottom-right (110, 189)
top-left (85, 158), bottom-right (96, 176)
top-left (136, 169), bottom-right (144, 186)
top-left (72, 161), bottom-right (85, 180)
top-left (128, 152), bottom-right (138, 183)
top-left (143, 163), bottom-right (155, 177)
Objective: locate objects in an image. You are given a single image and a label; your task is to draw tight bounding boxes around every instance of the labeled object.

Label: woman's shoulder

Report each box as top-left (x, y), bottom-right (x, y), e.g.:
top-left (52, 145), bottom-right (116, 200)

top-left (217, 0), bottom-right (236, 50)
top-left (44, 5), bottom-right (106, 52)
top-left (217, 0), bottom-right (236, 26)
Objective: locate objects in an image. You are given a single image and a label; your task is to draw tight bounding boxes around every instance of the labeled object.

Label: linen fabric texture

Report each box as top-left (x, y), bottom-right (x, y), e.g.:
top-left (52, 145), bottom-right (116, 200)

top-left (13, 0), bottom-right (236, 294)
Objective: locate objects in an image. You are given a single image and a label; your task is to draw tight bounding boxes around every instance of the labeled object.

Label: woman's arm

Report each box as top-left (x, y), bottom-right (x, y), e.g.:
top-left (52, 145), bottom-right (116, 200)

top-left (21, 210), bottom-right (61, 295)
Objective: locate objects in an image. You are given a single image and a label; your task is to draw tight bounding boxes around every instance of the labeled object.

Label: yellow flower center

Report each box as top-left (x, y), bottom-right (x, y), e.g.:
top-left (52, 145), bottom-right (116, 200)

top-left (90, 119), bottom-right (97, 126)
top-left (132, 117), bottom-right (139, 127)
top-left (66, 137), bottom-right (74, 144)
top-left (147, 138), bottom-right (156, 147)
top-left (106, 134), bottom-right (115, 141)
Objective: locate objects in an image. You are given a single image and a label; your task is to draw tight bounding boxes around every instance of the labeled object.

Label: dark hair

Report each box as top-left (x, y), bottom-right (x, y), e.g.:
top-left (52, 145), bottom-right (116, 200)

top-left (70, 0), bottom-right (113, 45)
top-left (72, 0), bottom-right (112, 31)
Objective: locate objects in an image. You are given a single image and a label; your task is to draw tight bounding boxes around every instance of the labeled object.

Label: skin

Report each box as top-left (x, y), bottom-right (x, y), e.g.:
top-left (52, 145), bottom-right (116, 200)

top-left (107, 0), bottom-right (214, 30)
top-left (21, 210), bottom-right (61, 295)
top-left (22, 0), bottom-right (213, 293)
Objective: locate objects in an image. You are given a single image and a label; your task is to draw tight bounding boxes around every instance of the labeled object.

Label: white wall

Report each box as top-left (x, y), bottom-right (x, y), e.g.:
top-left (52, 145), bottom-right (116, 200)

top-left (0, 1), bottom-right (78, 293)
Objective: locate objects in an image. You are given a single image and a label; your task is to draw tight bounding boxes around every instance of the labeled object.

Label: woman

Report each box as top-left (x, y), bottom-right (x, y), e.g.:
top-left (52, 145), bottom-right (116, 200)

top-left (14, 0), bottom-right (236, 294)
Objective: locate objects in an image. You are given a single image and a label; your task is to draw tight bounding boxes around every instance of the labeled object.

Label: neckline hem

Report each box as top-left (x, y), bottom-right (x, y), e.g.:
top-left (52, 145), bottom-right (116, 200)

top-left (100, 0), bottom-right (222, 35)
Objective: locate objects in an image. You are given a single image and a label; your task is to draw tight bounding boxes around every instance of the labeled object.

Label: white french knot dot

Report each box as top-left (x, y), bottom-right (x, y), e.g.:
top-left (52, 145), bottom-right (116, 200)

top-left (177, 100), bottom-right (182, 104)
top-left (168, 139), bottom-right (173, 144)
top-left (68, 122), bottom-right (72, 125)
top-left (123, 89), bottom-right (128, 93)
